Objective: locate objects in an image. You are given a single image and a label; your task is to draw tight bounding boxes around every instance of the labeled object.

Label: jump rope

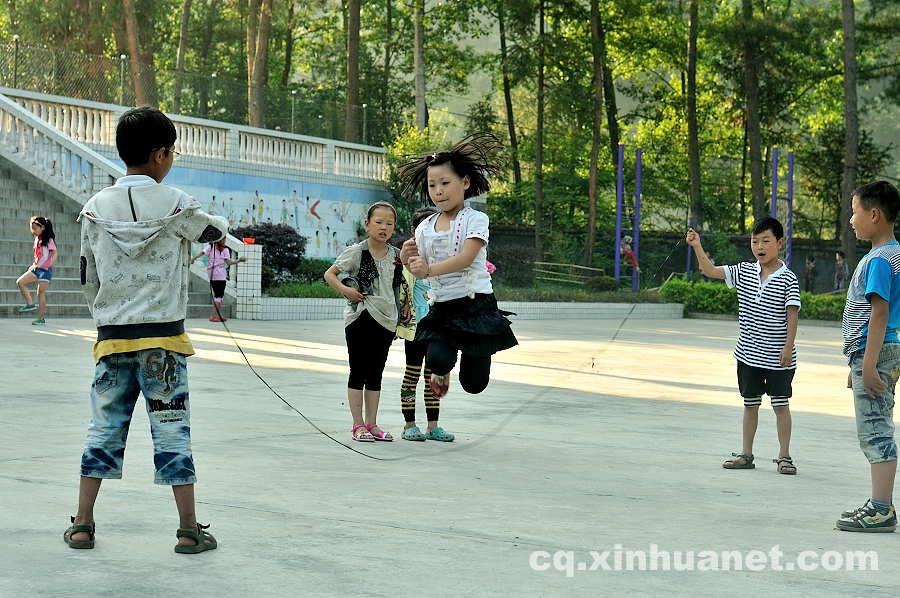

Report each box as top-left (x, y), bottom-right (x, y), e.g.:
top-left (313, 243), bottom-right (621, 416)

top-left (207, 231), bottom-right (696, 461)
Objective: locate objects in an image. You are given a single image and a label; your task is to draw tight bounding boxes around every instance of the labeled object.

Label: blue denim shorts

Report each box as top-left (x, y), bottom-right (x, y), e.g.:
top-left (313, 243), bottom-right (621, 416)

top-left (33, 267), bottom-right (52, 281)
top-left (849, 343), bottom-right (900, 464)
top-left (81, 349), bottom-right (196, 485)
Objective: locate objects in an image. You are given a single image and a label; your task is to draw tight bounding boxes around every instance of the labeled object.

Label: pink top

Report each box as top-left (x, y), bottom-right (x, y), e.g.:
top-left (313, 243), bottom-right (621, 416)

top-left (205, 243), bottom-right (231, 281)
top-left (34, 238), bottom-right (57, 269)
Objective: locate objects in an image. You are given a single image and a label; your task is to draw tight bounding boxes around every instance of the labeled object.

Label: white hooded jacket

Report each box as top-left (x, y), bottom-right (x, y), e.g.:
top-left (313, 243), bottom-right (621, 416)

top-left (78, 176), bottom-right (228, 336)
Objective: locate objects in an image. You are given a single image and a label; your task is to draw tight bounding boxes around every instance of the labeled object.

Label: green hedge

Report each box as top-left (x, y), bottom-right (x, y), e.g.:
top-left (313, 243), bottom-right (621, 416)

top-left (659, 277), bottom-right (845, 321)
top-left (266, 282), bottom-right (342, 298)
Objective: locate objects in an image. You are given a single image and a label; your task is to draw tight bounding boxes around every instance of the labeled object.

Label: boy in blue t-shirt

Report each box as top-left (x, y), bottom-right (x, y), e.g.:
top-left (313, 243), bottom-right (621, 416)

top-left (837, 180), bottom-right (900, 533)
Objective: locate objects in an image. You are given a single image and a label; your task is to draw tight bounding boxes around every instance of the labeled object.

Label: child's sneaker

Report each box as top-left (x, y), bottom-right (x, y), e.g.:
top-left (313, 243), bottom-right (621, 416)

top-left (836, 500), bottom-right (897, 532)
top-left (17, 304), bottom-right (36, 313)
top-left (31, 318), bottom-right (46, 325)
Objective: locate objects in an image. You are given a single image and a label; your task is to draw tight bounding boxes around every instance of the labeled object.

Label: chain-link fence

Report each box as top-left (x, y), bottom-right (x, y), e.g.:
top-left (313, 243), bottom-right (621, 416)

top-left (0, 37), bottom-right (401, 146)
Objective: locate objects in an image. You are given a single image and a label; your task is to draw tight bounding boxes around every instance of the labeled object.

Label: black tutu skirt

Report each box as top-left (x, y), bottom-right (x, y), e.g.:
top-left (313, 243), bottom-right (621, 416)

top-left (414, 293), bottom-right (518, 357)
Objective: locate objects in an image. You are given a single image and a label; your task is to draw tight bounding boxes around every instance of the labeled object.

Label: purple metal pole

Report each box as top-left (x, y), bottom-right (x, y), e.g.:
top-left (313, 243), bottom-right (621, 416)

top-left (787, 151), bottom-right (794, 267)
top-left (686, 216), bottom-right (694, 278)
top-left (614, 143), bottom-right (624, 280)
top-left (632, 148), bottom-right (642, 292)
top-left (770, 147), bottom-right (779, 218)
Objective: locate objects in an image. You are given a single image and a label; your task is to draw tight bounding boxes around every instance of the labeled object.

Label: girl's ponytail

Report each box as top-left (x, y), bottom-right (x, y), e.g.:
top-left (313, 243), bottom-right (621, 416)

top-left (31, 216), bottom-right (55, 246)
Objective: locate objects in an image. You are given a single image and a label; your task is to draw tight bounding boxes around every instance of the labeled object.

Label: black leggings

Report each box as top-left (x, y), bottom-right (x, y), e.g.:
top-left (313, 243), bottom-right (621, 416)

top-left (426, 340), bottom-right (491, 394)
top-left (345, 310), bottom-right (395, 391)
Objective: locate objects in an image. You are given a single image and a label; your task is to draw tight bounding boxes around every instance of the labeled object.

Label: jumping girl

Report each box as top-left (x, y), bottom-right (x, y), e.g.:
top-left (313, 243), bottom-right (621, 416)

top-left (191, 239), bottom-right (246, 322)
top-left (324, 202), bottom-right (405, 442)
top-left (16, 216), bottom-right (57, 325)
top-left (398, 132), bottom-right (517, 399)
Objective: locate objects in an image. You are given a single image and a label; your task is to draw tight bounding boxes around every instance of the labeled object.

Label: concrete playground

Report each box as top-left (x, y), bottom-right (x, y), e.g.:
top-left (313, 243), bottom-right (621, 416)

top-left (0, 315), bottom-right (898, 597)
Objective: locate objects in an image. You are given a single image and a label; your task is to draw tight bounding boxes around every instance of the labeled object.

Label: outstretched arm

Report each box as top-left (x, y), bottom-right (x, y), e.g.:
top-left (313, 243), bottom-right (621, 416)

top-left (685, 228), bottom-right (725, 280)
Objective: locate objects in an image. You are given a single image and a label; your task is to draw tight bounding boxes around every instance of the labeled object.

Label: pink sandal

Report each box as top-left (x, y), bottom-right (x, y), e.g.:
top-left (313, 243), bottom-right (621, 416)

top-left (366, 424), bottom-right (393, 442)
top-left (351, 424), bottom-right (374, 442)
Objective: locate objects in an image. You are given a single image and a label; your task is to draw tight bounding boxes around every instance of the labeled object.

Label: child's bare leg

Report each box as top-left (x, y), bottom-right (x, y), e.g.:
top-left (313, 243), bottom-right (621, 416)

top-left (37, 281), bottom-right (48, 318)
top-left (70, 476), bottom-right (102, 542)
top-left (871, 460), bottom-right (897, 504)
top-left (16, 272), bottom-right (35, 304)
top-left (741, 405), bottom-right (759, 456)
top-left (363, 389), bottom-right (381, 425)
top-left (173, 483), bottom-right (198, 546)
top-left (773, 405), bottom-right (792, 457)
top-left (348, 388), bottom-right (364, 427)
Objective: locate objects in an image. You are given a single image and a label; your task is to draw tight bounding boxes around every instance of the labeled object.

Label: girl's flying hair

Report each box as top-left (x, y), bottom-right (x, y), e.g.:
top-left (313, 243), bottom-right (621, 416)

top-left (30, 216), bottom-right (55, 246)
top-left (396, 132), bottom-right (505, 203)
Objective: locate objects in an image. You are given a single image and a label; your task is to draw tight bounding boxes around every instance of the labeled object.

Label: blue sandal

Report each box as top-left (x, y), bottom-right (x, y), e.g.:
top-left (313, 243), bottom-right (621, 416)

top-left (402, 425), bottom-right (426, 441)
top-left (424, 427), bottom-right (454, 442)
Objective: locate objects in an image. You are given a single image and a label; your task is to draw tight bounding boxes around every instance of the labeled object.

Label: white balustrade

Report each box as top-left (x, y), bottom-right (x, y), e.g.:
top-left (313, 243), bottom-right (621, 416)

top-left (0, 87), bottom-right (386, 182)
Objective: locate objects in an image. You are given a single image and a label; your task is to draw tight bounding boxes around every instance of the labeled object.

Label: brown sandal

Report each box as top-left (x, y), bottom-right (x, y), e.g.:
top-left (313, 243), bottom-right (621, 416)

top-left (63, 516), bottom-right (95, 549)
top-left (773, 457), bottom-right (797, 475)
top-left (723, 452), bottom-right (755, 469)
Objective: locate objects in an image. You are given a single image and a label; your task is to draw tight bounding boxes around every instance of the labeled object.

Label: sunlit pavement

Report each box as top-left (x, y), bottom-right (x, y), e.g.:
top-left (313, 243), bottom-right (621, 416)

top-left (1, 316), bottom-right (897, 597)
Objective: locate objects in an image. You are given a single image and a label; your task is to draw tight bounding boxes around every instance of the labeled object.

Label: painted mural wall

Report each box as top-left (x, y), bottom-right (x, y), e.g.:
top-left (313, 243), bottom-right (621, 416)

top-left (163, 167), bottom-right (390, 259)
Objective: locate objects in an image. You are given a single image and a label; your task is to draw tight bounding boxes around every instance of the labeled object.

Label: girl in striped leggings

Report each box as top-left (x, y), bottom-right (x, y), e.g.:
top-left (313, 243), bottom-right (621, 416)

top-left (396, 207), bottom-right (454, 442)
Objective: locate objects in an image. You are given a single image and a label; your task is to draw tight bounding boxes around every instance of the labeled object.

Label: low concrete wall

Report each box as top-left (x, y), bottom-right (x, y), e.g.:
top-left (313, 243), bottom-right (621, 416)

top-left (256, 298), bottom-right (684, 321)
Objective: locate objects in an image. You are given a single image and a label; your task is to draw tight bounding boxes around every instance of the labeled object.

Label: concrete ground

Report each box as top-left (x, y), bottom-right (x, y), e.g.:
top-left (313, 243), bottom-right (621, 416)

top-left (0, 315), bottom-right (898, 598)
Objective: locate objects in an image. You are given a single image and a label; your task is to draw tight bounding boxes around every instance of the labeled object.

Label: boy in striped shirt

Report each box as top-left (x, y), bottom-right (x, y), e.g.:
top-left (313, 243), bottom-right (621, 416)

top-left (835, 180), bottom-right (900, 533)
top-left (686, 217), bottom-right (801, 474)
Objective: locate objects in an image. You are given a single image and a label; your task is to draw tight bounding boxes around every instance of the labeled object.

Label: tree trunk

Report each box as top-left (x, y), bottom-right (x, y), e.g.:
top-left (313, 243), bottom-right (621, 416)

top-left (840, 0), bottom-right (858, 266)
top-left (173, 0), bottom-right (193, 113)
top-left (742, 0), bottom-right (764, 221)
top-left (597, 9), bottom-right (619, 169)
top-left (122, 0), bottom-right (156, 106)
top-left (281, 0), bottom-right (295, 87)
top-left (498, 0), bottom-right (521, 186)
top-left (585, 0), bottom-right (603, 266)
top-left (739, 119), bottom-right (748, 234)
top-left (247, 0), bottom-right (274, 128)
top-left (534, 0), bottom-right (545, 257)
top-left (197, 0), bottom-right (217, 117)
top-left (414, 0), bottom-right (427, 130)
top-left (686, 0), bottom-right (701, 226)
top-left (345, 0), bottom-right (361, 142)
top-left (382, 0), bottom-right (393, 140)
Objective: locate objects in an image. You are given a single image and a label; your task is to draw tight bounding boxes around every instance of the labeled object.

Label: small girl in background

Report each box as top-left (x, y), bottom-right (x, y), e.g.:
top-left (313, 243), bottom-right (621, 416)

top-left (191, 239), bottom-right (246, 322)
top-left (16, 216), bottom-right (57, 325)
top-left (325, 202), bottom-right (404, 442)
top-left (398, 132), bottom-right (517, 399)
top-left (396, 207), bottom-right (454, 442)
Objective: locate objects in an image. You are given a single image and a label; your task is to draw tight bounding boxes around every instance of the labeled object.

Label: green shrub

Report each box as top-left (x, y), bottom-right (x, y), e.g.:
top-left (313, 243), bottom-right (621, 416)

top-left (266, 281), bottom-right (343, 298)
top-left (292, 257), bottom-right (336, 284)
top-left (231, 223), bottom-right (308, 277)
top-left (800, 291), bottom-right (845, 321)
top-left (660, 277), bottom-right (845, 321)
top-left (585, 275), bottom-right (620, 292)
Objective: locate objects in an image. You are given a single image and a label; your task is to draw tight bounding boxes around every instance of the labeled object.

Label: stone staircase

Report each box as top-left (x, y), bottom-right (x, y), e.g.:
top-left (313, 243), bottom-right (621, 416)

top-left (0, 163), bottom-right (232, 320)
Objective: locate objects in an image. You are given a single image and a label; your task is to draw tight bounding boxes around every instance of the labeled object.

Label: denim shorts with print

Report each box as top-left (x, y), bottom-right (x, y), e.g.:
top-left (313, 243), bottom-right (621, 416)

top-left (80, 349), bottom-right (196, 485)
top-left (849, 343), bottom-right (900, 464)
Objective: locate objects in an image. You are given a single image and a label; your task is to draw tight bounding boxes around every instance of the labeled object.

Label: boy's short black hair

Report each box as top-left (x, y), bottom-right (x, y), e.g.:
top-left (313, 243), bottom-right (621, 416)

top-left (853, 180), bottom-right (900, 223)
top-left (411, 207), bottom-right (438, 230)
top-left (116, 106), bottom-right (177, 167)
top-left (837, 250), bottom-right (846, 258)
top-left (751, 216), bottom-right (784, 240)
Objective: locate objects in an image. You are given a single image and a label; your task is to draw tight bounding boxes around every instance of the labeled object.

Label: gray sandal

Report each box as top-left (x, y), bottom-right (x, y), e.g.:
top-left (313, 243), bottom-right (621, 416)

top-left (63, 516), bottom-right (95, 549)
top-left (174, 523), bottom-right (218, 554)
top-left (723, 452), bottom-right (755, 469)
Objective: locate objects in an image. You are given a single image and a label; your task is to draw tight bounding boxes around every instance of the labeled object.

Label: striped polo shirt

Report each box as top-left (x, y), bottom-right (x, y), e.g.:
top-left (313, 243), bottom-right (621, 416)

top-left (842, 241), bottom-right (900, 357)
top-left (723, 261), bottom-right (801, 370)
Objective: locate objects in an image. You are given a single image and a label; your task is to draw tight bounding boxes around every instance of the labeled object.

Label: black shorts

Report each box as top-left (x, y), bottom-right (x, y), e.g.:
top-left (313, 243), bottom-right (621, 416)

top-left (210, 280), bottom-right (226, 299)
top-left (736, 361), bottom-right (794, 407)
